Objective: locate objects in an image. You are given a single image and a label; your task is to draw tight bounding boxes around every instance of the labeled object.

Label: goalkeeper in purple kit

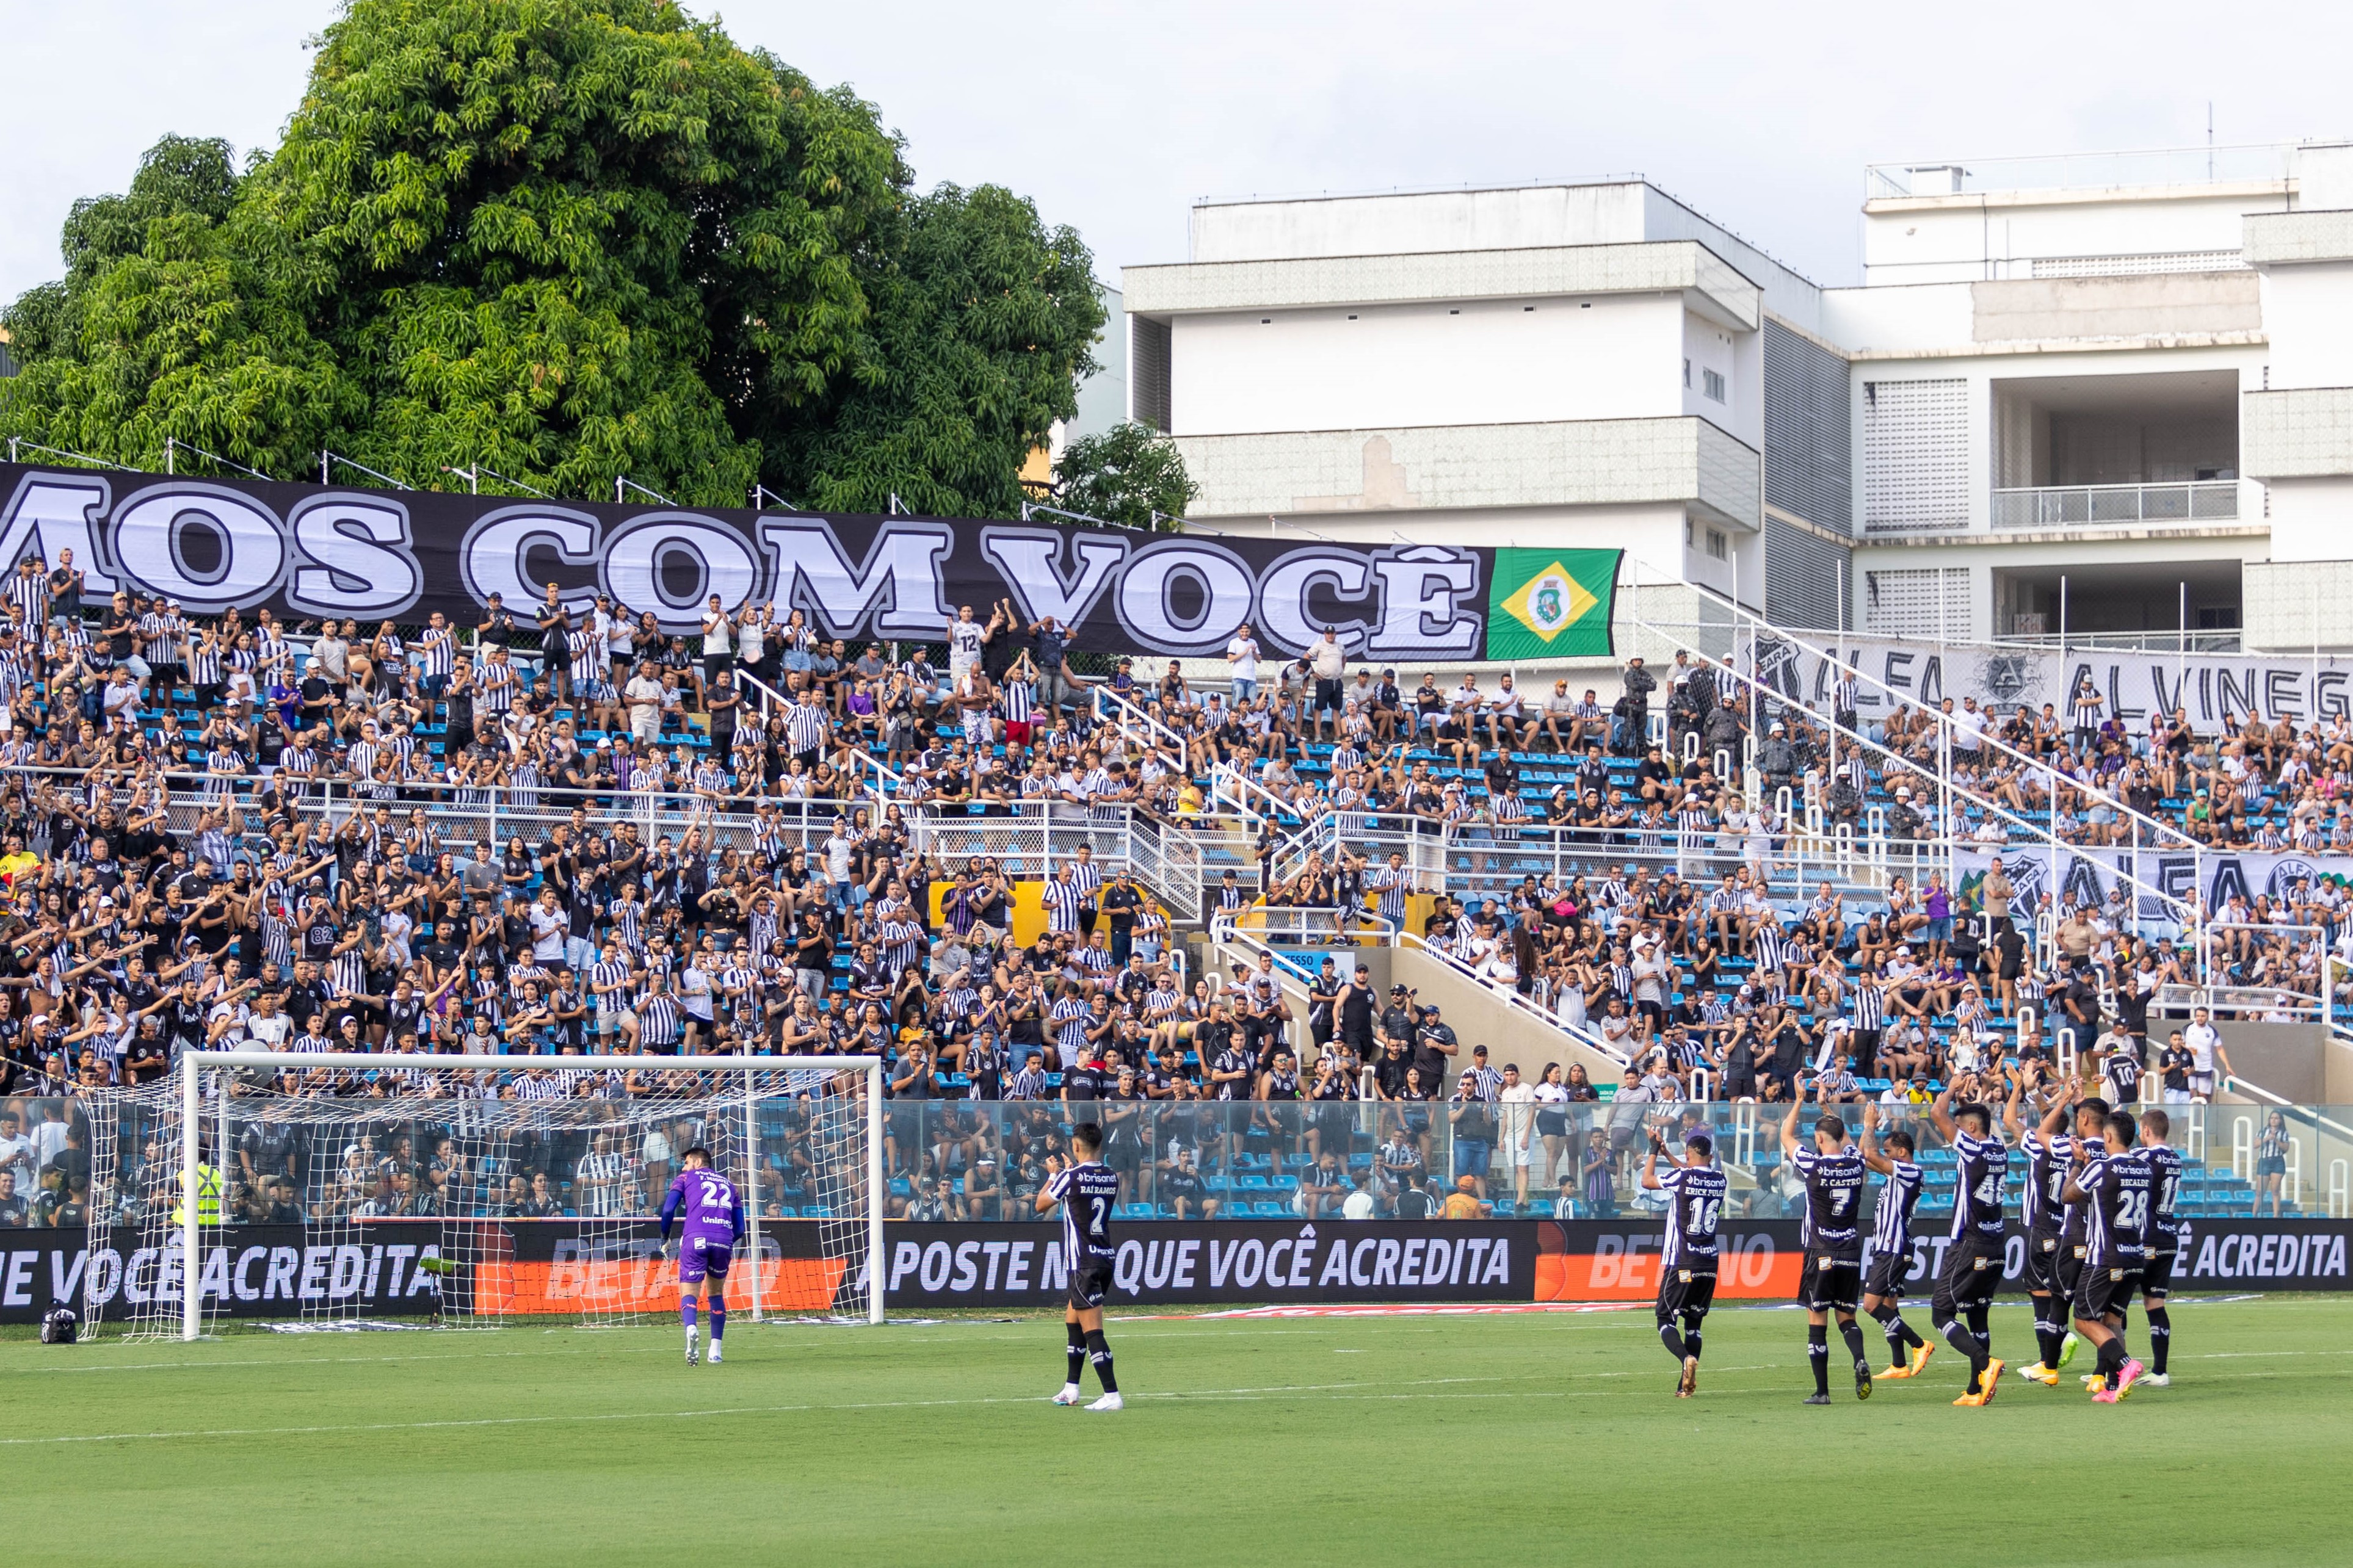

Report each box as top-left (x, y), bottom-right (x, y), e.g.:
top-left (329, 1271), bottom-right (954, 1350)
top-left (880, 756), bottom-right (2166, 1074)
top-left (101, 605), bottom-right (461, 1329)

top-left (659, 1146), bottom-right (744, 1365)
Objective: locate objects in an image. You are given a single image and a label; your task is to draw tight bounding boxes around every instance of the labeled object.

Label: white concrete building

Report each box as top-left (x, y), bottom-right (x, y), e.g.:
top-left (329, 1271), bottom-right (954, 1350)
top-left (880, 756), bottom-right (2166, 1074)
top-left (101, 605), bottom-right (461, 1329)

top-left (1122, 142), bottom-right (2353, 651)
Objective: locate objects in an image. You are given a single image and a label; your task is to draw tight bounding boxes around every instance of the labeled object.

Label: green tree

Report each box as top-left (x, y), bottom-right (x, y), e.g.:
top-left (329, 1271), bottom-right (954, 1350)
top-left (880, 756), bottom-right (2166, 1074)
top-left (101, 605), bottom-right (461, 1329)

top-left (1, 0), bottom-right (1098, 516)
top-left (1051, 421), bottom-right (1198, 530)
top-left (780, 184), bottom-right (1103, 516)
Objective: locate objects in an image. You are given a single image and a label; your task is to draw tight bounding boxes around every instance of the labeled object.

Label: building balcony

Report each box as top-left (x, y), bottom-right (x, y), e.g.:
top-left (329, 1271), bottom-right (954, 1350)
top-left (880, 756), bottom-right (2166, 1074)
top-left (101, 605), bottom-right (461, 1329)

top-left (1990, 479), bottom-right (2240, 530)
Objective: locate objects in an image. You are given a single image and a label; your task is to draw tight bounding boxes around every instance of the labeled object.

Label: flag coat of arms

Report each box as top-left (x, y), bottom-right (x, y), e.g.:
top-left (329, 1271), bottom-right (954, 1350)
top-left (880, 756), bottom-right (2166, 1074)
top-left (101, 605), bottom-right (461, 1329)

top-left (1484, 548), bottom-right (1620, 660)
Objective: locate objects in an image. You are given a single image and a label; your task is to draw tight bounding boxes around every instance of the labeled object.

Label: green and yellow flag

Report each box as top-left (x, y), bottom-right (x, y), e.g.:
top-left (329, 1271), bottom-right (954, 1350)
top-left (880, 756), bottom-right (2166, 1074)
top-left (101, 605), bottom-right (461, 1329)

top-left (1484, 547), bottom-right (1620, 660)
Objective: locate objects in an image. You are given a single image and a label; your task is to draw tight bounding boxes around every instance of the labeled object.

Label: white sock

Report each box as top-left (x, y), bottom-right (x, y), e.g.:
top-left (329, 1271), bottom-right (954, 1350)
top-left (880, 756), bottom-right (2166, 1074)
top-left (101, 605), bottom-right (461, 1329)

top-left (685, 1324), bottom-right (697, 1348)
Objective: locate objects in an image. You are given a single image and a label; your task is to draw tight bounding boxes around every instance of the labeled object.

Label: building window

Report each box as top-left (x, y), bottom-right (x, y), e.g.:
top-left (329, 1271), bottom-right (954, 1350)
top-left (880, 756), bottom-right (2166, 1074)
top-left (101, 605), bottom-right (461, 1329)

top-left (1865, 566), bottom-right (1970, 638)
top-left (1683, 358), bottom-right (1692, 389)
top-left (1862, 377), bottom-right (1970, 533)
top-left (1703, 368), bottom-right (1726, 403)
top-left (1705, 529), bottom-right (1728, 560)
top-left (1129, 317), bottom-right (1172, 433)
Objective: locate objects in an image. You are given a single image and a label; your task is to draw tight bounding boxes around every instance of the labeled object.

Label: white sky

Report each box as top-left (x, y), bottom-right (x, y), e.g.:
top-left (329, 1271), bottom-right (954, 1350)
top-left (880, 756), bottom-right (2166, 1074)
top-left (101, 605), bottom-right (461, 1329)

top-left (3, 0), bottom-right (2349, 310)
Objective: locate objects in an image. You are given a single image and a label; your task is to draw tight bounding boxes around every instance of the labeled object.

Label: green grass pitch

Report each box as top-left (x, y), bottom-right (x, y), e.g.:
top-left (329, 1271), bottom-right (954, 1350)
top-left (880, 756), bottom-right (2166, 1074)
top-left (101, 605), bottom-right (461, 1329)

top-left (7, 1296), bottom-right (2349, 1566)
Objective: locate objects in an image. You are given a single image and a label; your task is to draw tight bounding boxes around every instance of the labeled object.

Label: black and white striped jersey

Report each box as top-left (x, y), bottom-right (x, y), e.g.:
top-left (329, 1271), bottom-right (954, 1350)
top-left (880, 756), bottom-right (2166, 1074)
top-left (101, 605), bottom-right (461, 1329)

top-left (1948, 1130), bottom-right (2010, 1241)
top-left (1043, 1158), bottom-right (1119, 1267)
top-left (1657, 1163), bottom-right (1728, 1270)
top-left (2142, 1142), bottom-right (2183, 1248)
top-left (1869, 1157), bottom-right (1924, 1254)
top-left (1042, 877), bottom-right (1082, 933)
top-left (2020, 1130), bottom-right (2075, 1234)
top-left (1790, 1144), bottom-right (1868, 1257)
top-left (2078, 1149), bottom-right (2153, 1268)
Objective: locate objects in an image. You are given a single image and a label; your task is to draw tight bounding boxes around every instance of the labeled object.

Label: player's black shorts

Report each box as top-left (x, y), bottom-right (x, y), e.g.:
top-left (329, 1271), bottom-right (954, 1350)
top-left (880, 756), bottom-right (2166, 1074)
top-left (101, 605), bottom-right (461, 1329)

top-left (1069, 1257), bottom-right (1114, 1312)
top-left (2141, 1246), bottom-right (2177, 1300)
top-left (2055, 1240), bottom-right (2086, 1299)
top-left (2023, 1229), bottom-right (2063, 1295)
top-left (1931, 1231), bottom-right (2003, 1317)
top-left (1864, 1247), bottom-right (1912, 1302)
top-left (1799, 1251), bottom-right (1862, 1313)
top-left (1656, 1266), bottom-right (1717, 1324)
top-left (2072, 1262), bottom-right (2141, 1324)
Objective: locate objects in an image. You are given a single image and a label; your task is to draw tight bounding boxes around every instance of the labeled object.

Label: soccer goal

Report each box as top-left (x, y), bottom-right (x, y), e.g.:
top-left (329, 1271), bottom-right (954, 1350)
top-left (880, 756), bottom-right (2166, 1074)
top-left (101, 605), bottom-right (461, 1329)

top-left (79, 1052), bottom-right (886, 1341)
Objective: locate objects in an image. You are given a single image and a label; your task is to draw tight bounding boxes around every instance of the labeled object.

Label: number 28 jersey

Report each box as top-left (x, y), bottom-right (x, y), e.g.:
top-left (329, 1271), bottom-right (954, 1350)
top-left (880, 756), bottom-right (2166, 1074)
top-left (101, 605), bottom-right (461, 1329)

top-left (2078, 1150), bottom-right (2153, 1268)
top-left (1948, 1130), bottom-right (2009, 1241)
top-left (1791, 1144), bottom-right (1868, 1257)
top-left (1657, 1164), bottom-right (1729, 1271)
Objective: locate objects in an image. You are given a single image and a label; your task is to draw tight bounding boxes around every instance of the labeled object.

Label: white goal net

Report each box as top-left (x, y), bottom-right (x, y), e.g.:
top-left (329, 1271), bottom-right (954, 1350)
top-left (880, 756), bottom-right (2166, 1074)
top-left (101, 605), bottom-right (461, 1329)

top-left (79, 1053), bottom-right (884, 1340)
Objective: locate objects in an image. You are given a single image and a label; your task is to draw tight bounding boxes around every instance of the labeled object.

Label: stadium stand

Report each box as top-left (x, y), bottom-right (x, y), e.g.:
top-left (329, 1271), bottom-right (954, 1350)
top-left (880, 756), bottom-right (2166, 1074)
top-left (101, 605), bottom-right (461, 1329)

top-left (0, 576), bottom-right (2332, 1235)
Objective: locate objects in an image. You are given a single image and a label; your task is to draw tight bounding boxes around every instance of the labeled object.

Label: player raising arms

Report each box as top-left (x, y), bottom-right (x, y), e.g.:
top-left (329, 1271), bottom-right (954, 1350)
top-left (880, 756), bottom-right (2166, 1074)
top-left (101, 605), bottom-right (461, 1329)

top-left (2007, 1067), bottom-right (2083, 1387)
top-left (1857, 1103), bottom-right (1931, 1380)
top-left (1644, 1128), bottom-right (1728, 1398)
top-left (659, 1146), bottom-right (744, 1367)
top-left (2136, 1108), bottom-right (2184, 1387)
top-left (1780, 1100), bottom-right (1874, 1405)
top-left (2054, 1092), bottom-right (2112, 1387)
top-left (1927, 1077), bottom-right (2009, 1406)
top-left (2063, 1110), bottom-right (2153, 1401)
top-left (1039, 1122), bottom-right (1124, 1412)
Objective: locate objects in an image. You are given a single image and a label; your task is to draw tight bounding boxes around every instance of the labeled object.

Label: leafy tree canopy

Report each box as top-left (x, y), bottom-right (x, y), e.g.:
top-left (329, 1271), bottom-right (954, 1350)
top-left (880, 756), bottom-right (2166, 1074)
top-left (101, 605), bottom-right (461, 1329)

top-left (1051, 421), bottom-right (1198, 532)
top-left (1, 0), bottom-right (1103, 515)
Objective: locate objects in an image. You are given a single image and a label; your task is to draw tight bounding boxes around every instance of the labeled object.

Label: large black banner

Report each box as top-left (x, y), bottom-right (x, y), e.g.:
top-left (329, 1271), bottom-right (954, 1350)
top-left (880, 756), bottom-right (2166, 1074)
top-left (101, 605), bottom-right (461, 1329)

top-left (0, 1218), bottom-right (1535, 1320)
top-left (14, 1214), bottom-right (2326, 1321)
top-left (1536, 1216), bottom-right (2353, 1301)
top-left (0, 461), bottom-right (1603, 662)
top-left (876, 1219), bottom-right (1534, 1308)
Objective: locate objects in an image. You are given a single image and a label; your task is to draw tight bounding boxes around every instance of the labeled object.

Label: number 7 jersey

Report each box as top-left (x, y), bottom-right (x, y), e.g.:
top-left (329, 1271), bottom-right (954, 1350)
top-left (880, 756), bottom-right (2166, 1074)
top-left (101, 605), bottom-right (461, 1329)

top-left (1791, 1144), bottom-right (1868, 1255)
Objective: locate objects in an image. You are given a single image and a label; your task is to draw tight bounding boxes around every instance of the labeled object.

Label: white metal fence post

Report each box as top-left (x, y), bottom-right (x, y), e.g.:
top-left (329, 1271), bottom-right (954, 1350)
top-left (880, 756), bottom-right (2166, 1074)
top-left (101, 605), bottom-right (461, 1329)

top-left (181, 1060), bottom-right (201, 1342)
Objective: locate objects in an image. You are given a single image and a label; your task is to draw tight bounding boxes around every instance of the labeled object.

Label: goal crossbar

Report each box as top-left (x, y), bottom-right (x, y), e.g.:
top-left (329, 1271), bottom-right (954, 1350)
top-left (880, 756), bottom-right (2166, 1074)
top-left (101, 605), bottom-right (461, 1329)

top-left (170, 1052), bottom-right (886, 1340)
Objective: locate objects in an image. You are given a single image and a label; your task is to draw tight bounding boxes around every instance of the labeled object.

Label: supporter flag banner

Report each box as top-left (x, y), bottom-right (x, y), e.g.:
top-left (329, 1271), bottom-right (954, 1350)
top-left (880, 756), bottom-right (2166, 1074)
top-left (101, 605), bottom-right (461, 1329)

top-left (1951, 845), bottom-right (2349, 922)
top-left (1485, 547), bottom-right (1621, 661)
top-left (1752, 630), bottom-right (2353, 729)
top-left (0, 460), bottom-right (1498, 663)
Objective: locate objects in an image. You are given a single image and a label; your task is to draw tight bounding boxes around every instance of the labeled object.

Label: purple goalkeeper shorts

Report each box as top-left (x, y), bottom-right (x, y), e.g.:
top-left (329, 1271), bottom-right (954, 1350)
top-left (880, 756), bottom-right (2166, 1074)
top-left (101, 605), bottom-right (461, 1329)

top-left (679, 1236), bottom-right (733, 1285)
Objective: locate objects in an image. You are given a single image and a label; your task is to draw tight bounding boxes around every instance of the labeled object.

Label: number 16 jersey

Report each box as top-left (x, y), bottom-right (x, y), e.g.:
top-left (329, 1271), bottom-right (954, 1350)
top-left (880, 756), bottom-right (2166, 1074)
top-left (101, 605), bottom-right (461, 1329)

top-left (1658, 1163), bottom-right (1729, 1272)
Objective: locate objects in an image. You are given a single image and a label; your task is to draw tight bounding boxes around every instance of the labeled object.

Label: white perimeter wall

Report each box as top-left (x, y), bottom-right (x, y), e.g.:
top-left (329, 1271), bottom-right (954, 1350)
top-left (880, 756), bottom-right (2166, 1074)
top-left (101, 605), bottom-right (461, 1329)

top-left (1169, 292), bottom-right (1691, 436)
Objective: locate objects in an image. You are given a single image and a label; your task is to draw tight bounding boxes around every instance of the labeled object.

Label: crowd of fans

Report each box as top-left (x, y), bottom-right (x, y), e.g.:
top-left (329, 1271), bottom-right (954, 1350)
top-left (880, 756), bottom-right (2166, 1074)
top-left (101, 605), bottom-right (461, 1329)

top-left (0, 548), bottom-right (2338, 1229)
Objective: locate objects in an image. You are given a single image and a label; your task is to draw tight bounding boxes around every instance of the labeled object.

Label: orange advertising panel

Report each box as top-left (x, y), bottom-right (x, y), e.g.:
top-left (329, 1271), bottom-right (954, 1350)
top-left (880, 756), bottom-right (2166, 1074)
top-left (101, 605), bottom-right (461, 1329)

top-left (1535, 1221), bottom-right (1805, 1302)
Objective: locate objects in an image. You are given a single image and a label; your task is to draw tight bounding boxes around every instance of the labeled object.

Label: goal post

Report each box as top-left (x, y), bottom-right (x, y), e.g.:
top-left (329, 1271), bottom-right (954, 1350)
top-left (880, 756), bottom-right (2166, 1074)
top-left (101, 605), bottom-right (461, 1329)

top-left (84, 1052), bottom-right (886, 1342)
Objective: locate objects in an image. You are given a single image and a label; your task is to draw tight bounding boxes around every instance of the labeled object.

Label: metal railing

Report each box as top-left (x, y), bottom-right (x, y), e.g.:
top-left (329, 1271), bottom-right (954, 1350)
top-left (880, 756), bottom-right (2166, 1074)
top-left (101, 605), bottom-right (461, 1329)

top-left (1863, 142), bottom-right (2301, 200)
top-left (1620, 557), bottom-right (2206, 967)
top-left (903, 801), bottom-right (1203, 924)
top-left (1991, 480), bottom-right (2239, 531)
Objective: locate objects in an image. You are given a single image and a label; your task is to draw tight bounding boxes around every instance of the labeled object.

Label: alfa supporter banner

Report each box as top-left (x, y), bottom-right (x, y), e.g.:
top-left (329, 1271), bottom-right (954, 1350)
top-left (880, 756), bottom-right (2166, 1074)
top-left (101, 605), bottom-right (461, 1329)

top-left (0, 461), bottom-right (1617, 662)
top-left (1535, 1216), bottom-right (2353, 1301)
top-left (1951, 845), bottom-right (2347, 923)
top-left (1753, 632), bottom-right (2353, 728)
top-left (879, 1219), bottom-right (1534, 1308)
